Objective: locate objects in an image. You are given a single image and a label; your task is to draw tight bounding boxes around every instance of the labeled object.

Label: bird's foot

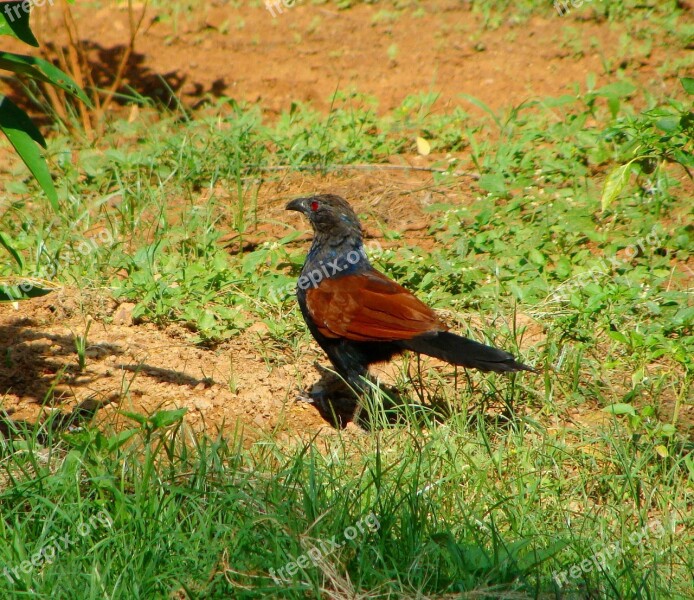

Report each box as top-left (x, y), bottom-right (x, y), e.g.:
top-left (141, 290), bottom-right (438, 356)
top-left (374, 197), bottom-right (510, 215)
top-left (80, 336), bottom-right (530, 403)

top-left (296, 387), bottom-right (333, 413)
top-left (295, 390), bottom-right (315, 403)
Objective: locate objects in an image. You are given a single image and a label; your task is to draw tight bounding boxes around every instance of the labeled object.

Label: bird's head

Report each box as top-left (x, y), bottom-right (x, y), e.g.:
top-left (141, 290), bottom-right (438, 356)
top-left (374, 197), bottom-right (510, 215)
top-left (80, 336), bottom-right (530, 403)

top-left (286, 194), bottom-right (363, 240)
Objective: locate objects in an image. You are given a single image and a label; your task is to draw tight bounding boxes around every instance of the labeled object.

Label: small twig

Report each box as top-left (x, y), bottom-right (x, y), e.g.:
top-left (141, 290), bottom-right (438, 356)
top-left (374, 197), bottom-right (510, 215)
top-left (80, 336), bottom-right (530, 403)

top-left (249, 163), bottom-right (478, 177)
top-left (99, 0), bottom-right (148, 117)
top-left (40, 74), bottom-right (68, 122)
top-left (61, 3), bottom-right (93, 137)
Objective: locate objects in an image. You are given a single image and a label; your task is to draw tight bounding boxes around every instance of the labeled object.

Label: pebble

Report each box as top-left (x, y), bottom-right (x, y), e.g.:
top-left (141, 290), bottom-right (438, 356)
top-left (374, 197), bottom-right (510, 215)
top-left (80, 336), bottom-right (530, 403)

top-left (114, 303), bottom-right (137, 326)
top-left (194, 398), bottom-right (212, 411)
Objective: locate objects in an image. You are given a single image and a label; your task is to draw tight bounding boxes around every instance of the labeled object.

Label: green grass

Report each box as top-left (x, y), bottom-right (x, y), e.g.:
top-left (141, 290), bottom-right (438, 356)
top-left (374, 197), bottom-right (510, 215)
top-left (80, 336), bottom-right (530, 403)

top-left (1, 2), bottom-right (693, 598)
top-left (0, 403), bottom-right (691, 598)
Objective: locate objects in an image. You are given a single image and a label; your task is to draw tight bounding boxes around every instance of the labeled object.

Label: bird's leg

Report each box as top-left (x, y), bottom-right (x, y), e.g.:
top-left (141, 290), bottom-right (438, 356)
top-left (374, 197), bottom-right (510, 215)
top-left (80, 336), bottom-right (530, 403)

top-left (330, 364), bottom-right (378, 427)
top-left (323, 345), bottom-right (370, 397)
top-left (296, 363), bottom-right (346, 410)
top-left (408, 354), bottom-right (426, 404)
top-left (294, 385), bottom-right (330, 409)
top-left (464, 368), bottom-right (474, 393)
top-left (345, 373), bottom-right (375, 426)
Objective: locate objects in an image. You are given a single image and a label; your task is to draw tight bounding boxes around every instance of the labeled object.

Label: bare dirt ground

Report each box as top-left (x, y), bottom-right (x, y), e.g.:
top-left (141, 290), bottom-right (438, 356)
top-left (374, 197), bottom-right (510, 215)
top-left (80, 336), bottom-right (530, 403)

top-left (1, 2), bottom-right (691, 438)
top-left (4, 167), bottom-right (538, 441)
top-left (9, 1), bottom-right (691, 116)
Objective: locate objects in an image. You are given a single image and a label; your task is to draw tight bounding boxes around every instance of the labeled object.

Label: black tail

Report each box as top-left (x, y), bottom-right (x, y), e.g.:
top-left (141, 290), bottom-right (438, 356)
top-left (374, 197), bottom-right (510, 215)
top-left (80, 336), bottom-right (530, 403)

top-left (401, 331), bottom-right (537, 373)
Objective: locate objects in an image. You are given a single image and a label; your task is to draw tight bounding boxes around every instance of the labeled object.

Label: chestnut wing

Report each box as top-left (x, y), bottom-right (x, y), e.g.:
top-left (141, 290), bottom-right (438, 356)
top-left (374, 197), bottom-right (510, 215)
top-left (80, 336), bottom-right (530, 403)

top-left (305, 270), bottom-right (446, 342)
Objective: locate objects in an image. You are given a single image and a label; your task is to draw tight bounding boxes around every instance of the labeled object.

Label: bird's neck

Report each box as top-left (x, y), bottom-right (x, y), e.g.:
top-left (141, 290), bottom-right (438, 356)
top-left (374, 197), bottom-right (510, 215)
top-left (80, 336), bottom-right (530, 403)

top-left (305, 232), bottom-right (371, 275)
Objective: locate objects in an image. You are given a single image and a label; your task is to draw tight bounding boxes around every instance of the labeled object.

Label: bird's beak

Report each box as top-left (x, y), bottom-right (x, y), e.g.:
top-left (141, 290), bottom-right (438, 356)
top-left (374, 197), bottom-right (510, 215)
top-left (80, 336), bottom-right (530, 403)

top-left (286, 198), bottom-right (307, 213)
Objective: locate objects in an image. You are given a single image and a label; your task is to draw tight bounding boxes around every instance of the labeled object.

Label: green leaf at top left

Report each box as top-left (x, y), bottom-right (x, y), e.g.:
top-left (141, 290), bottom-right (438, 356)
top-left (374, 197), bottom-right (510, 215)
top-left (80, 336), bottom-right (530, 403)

top-left (0, 2), bottom-right (39, 46)
top-left (0, 95), bottom-right (59, 212)
top-left (0, 52), bottom-right (92, 106)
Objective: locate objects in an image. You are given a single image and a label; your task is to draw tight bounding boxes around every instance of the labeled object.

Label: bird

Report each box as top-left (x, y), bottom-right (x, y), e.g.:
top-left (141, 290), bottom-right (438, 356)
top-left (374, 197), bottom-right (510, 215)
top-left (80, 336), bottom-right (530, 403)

top-left (286, 194), bottom-right (536, 397)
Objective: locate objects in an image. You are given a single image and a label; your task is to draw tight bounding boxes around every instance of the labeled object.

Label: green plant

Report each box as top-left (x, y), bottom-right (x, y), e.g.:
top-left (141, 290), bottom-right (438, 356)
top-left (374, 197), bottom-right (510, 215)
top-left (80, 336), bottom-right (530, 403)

top-left (1, 391), bottom-right (690, 598)
top-left (0, 1), bottom-right (88, 207)
top-left (601, 76), bottom-right (693, 210)
top-left (0, 0), bottom-right (88, 300)
top-left (73, 317), bottom-right (92, 373)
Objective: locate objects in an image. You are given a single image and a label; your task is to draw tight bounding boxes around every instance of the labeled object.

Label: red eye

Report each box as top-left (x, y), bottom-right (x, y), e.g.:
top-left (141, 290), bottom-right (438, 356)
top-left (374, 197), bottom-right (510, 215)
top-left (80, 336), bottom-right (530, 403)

top-left (310, 201), bottom-right (319, 212)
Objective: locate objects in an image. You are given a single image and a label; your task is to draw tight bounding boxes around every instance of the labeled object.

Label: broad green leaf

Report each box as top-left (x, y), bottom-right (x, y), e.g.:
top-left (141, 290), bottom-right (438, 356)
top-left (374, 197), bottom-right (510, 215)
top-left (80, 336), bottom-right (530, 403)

top-left (150, 409), bottom-right (187, 429)
top-left (586, 72), bottom-right (597, 91)
top-left (541, 95), bottom-right (577, 108)
top-left (673, 149), bottom-right (694, 167)
top-left (681, 77), bottom-right (694, 95)
top-left (0, 280), bottom-right (54, 302)
top-left (0, 232), bottom-right (23, 268)
top-left (517, 539), bottom-right (571, 571)
top-left (603, 403), bottom-right (636, 416)
top-left (0, 52), bottom-right (91, 105)
top-left (0, 2), bottom-right (38, 46)
top-left (0, 95), bottom-right (58, 211)
top-left (655, 116), bottom-right (680, 132)
top-left (641, 405), bottom-right (656, 417)
top-left (631, 368), bottom-right (645, 388)
top-left (607, 96), bottom-right (620, 118)
top-left (197, 310), bottom-right (217, 331)
top-left (607, 330), bottom-right (629, 344)
top-left (528, 248), bottom-right (546, 266)
top-left (660, 424), bottom-right (676, 437)
top-left (477, 173), bottom-right (506, 194)
top-left (106, 429), bottom-right (139, 452)
top-left (595, 81), bottom-right (637, 99)
top-left (0, 93), bottom-right (45, 146)
top-left (118, 411), bottom-right (149, 426)
top-left (601, 162), bottom-right (632, 211)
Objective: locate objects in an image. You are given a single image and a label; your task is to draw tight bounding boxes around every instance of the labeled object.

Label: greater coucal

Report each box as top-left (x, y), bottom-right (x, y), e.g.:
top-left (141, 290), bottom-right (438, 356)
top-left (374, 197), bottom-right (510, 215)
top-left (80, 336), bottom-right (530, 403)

top-left (287, 194), bottom-right (535, 395)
